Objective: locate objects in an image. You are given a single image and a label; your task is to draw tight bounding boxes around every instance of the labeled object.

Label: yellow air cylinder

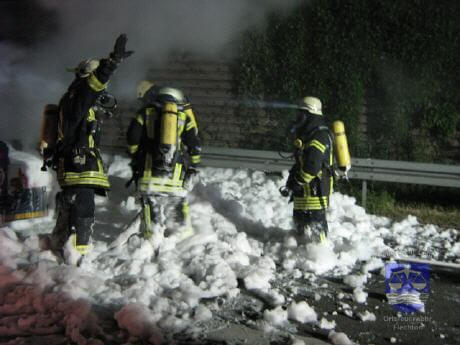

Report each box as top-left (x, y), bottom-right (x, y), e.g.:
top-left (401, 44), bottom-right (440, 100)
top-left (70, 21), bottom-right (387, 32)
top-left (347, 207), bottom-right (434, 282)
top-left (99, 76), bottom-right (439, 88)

top-left (161, 102), bottom-right (178, 145)
top-left (160, 102), bottom-right (178, 167)
top-left (332, 120), bottom-right (351, 172)
top-left (39, 104), bottom-right (59, 153)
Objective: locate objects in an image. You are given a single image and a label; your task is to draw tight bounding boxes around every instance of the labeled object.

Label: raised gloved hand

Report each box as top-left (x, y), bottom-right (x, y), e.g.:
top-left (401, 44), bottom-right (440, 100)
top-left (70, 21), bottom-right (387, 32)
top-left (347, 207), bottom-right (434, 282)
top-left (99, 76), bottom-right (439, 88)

top-left (183, 167), bottom-right (200, 191)
top-left (110, 34), bottom-right (134, 63)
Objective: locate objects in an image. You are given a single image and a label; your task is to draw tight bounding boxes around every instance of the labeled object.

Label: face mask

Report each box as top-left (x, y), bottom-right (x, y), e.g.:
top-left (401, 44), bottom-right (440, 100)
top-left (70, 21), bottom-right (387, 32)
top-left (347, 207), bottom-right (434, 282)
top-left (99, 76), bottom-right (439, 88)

top-left (289, 112), bottom-right (307, 136)
top-left (95, 92), bottom-right (117, 118)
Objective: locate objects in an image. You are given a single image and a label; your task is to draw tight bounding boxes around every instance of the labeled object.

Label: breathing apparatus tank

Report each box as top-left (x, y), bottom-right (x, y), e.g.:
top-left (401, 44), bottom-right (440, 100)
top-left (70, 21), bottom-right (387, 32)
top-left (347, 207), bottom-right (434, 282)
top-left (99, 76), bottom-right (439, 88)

top-left (332, 120), bottom-right (351, 174)
top-left (39, 104), bottom-right (60, 156)
top-left (160, 102), bottom-right (178, 167)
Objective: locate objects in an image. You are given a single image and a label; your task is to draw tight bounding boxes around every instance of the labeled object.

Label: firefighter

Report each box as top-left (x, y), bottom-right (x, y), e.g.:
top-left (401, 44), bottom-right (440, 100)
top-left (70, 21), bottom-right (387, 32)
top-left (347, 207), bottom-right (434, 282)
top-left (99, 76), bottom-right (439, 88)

top-left (127, 84), bottom-right (201, 241)
top-left (282, 96), bottom-right (333, 244)
top-left (49, 34), bottom-right (133, 263)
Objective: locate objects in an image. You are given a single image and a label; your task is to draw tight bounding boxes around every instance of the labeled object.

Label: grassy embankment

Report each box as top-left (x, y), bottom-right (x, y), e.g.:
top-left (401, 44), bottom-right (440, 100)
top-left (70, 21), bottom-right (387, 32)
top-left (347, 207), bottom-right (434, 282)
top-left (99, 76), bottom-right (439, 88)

top-left (337, 181), bottom-right (460, 229)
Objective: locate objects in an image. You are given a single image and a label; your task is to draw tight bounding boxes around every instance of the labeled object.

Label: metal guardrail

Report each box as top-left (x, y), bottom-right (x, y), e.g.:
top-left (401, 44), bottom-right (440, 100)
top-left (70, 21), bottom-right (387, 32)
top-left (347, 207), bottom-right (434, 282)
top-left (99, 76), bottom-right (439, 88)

top-left (349, 158), bottom-right (460, 188)
top-left (202, 147), bottom-right (293, 172)
top-left (201, 147), bottom-right (460, 207)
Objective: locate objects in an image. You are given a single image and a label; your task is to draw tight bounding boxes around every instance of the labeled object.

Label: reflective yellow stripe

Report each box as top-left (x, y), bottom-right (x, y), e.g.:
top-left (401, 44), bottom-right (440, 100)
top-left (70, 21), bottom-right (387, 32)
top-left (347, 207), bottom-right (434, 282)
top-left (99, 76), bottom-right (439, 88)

top-left (308, 139), bottom-right (326, 153)
top-left (293, 196), bottom-right (329, 210)
top-left (88, 109), bottom-right (96, 148)
top-left (298, 169), bottom-right (315, 183)
top-left (319, 232), bottom-right (327, 243)
top-left (138, 180), bottom-right (185, 194)
top-left (191, 155), bottom-right (201, 164)
top-left (59, 178), bottom-right (110, 188)
top-left (294, 201), bottom-right (326, 207)
top-left (294, 202), bottom-right (328, 208)
top-left (140, 163), bottom-right (184, 193)
top-left (76, 245), bottom-right (89, 255)
top-left (294, 204), bottom-right (325, 211)
top-left (88, 108), bottom-right (96, 121)
top-left (183, 202), bottom-right (190, 218)
top-left (71, 234), bottom-right (90, 255)
top-left (59, 171), bottom-right (110, 188)
top-left (141, 163), bottom-right (183, 187)
top-left (61, 171), bottom-right (108, 179)
top-left (294, 196), bottom-right (328, 204)
top-left (144, 153), bottom-right (152, 178)
top-left (146, 177), bottom-right (183, 187)
top-left (128, 145), bottom-right (139, 154)
top-left (87, 73), bottom-right (107, 92)
top-left (182, 201), bottom-right (193, 233)
top-left (136, 113), bottom-right (144, 126)
top-left (144, 203), bottom-right (151, 227)
top-left (178, 112), bottom-right (186, 137)
top-left (143, 203), bottom-right (152, 239)
top-left (88, 135), bottom-right (94, 148)
top-left (173, 163), bottom-right (183, 181)
top-left (5, 211), bottom-right (47, 221)
top-left (184, 107), bottom-right (198, 131)
top-left (96, 157), bottom-right (104, 172)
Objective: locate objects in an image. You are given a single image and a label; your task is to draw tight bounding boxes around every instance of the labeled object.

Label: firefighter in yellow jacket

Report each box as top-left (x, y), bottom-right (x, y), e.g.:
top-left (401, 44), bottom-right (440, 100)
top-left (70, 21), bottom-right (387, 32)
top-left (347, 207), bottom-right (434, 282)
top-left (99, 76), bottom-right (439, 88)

top-left (49, 34), bottom-right (133, 263)
top-left (127, 84), bottom-right (201, 241)
top-left (282, 96), bottom-right (333, 244)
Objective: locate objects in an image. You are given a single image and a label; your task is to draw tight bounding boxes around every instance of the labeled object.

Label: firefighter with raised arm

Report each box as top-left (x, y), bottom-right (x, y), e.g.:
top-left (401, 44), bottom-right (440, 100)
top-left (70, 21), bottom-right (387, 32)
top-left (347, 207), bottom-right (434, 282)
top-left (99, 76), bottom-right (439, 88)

top-left (127, 83), bottom-right (201, 242)
top-left (282, 96), bottom-right (334, 244)
top-left (40, 34), bottom-right (133, 264)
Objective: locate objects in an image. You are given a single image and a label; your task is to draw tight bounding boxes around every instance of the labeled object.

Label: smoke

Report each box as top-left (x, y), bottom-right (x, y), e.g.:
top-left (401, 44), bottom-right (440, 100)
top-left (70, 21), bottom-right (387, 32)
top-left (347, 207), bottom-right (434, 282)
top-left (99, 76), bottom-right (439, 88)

top-left (0, 0), bottom-right (303, 149)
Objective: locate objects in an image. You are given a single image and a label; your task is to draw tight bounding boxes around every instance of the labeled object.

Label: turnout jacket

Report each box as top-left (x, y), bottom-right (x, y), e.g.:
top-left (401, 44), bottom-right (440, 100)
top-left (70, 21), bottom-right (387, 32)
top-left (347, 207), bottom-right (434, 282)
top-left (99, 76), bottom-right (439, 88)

top-left (57, 59), bottom-right (118, 192)
top-left (292, 117), bottom-right (334, 211)
top-left (126, 102), bottom-right (201, 194)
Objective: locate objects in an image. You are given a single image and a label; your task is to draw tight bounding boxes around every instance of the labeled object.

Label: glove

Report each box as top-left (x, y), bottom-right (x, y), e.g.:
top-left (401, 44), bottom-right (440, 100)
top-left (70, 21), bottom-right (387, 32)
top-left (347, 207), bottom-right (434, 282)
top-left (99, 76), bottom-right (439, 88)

top-left (183, 167), bottom-right (200, 191)
top-left (336, 165), bottom-right (351, 179)
top-left (286, 172), bottom-right (304, 195)
top-left (279, 186), bottom-right (291, 198)
top-left (110, 34), bottom-right (134, 63)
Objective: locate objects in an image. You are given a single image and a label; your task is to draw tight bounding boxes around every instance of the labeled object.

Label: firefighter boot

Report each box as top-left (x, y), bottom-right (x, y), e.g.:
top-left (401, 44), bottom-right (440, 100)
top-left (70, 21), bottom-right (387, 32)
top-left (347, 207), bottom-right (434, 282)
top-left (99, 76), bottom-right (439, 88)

top-left (164, 198), bottom-right (194, 241)
top-left (141, 198), bottom-right (155, 239)
top-left (50, 192), bottom-right (72, 254)
top-left (294, 210), bottom-right (328, 245)
top-left (73, 217), bottom-right (94, 255)
top-left (305, 222), bottom-right (328, 244)
top-left (64, 217), bottom-right (94, 266)
top-left (176, 200), bottom-right (194, 241)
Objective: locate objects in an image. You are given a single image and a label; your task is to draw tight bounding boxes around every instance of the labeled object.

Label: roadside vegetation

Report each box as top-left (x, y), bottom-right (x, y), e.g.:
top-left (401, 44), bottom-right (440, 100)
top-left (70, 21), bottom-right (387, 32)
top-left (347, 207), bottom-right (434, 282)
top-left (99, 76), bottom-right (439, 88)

top-left (337, 180), bottom-right (460, 229)
top-left (233, 0), bottom-right (459, 164)
top-left (235, 0), bottom-right (460, 230)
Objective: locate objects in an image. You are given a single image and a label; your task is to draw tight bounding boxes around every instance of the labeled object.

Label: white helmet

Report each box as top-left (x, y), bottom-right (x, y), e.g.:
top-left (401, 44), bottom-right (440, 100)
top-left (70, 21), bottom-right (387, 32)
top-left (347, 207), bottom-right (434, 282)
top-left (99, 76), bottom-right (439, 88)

top-left (136, 80), bottom-right (155, 99)
top-left (67, 59), bottom-right (100, 78)
top-left (157, 87), bottom-right (187, 104)
top-left (298, 96), bottom-right (322, 115)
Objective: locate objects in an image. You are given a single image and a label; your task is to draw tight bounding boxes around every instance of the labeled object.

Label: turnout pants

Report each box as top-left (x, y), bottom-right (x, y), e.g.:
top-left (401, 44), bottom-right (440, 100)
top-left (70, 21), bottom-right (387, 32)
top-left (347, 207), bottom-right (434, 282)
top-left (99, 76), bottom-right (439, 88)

top-left (140, 194), bottom-right (193, 240)
top-left (293, 209), bottom-right (328, 244)
top-left (51, 187), bottom-right (95, 255)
